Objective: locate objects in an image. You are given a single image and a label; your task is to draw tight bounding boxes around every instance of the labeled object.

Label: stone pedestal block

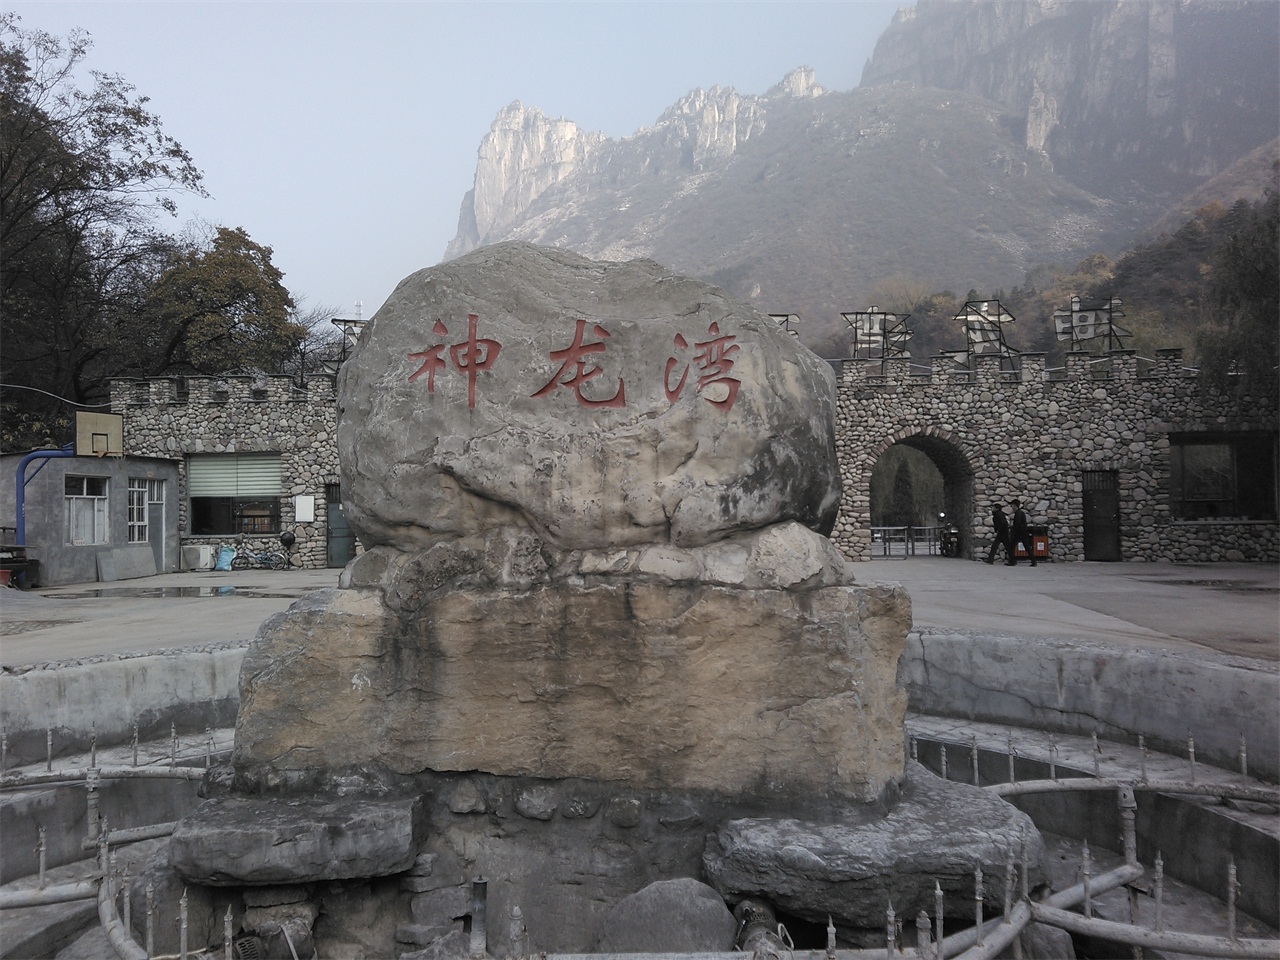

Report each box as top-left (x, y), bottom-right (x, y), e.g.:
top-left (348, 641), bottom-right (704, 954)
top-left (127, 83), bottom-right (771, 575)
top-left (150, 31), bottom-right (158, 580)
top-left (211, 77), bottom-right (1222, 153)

top-left (169, 795), bottom-right (423, 885)
top-left (233, 578), bottom-right (909, 804)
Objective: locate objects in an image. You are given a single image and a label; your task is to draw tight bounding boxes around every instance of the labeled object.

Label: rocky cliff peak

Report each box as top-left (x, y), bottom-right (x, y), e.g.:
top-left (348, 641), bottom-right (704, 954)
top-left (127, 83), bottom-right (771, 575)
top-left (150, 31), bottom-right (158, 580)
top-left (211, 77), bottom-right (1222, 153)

top-left (444, 101), bottom-right (606, 260)
top-left (766, 65), bottom-right (825, 99)
top-left (447, 70), bottom-right (824, 260)
top-left (860, 0), bottom-right (1279, 195)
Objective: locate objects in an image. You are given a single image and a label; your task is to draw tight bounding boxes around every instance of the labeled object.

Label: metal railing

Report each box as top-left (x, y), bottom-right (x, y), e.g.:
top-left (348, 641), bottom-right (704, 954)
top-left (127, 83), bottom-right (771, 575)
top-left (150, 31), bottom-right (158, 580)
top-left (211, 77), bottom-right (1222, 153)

top-left (5, 724), bottom-right (1278, 960)
top-left (869, 524), bottom-right (945, 558)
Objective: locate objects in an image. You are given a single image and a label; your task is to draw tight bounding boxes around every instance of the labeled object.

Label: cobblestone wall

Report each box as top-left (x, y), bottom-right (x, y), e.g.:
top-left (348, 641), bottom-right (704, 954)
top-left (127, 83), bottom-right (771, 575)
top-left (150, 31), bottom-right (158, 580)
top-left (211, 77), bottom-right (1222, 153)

top-left (832, 349), bottom-right (1278, 563)
top-left (113, 352), bottom-right (1277, 569)
top-left (110, 376), bottom-right (339, 569)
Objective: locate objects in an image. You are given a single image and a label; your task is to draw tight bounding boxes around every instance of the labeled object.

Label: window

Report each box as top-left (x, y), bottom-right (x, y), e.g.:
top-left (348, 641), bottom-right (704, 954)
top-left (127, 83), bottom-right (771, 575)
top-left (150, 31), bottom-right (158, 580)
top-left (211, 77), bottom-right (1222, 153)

top-left (65, 476), bottom-right (108, 545)
top-left (1170, 433), bottom-right (1277, 520)
top-left (187, 454), bottom-right (282, 535)
top-left (128, 478), bottom-right (165, 543)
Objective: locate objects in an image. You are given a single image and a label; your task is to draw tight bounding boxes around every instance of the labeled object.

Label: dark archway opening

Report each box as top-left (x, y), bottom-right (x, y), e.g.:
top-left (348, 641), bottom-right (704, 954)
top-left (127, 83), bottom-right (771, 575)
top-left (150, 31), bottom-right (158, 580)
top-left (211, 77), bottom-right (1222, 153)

top-left (869, 436), bottom-right (975, 557)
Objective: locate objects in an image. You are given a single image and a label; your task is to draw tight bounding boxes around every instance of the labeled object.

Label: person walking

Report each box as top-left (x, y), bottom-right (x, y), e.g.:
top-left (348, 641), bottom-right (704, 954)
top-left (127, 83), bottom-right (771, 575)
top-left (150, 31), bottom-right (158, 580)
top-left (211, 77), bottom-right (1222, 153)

top-left (1008, 498), bottom-right (1037, 566)
top-left (984, 503), bottom-right (1012, 564)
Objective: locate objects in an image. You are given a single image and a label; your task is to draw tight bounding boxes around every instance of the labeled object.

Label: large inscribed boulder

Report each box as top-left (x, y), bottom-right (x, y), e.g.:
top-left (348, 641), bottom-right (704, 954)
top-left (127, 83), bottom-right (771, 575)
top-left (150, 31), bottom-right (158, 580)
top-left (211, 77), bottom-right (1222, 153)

top-left (176, 243), bottom-right (1043, 953)
top-left (337, 241), bottom-right (840, 553)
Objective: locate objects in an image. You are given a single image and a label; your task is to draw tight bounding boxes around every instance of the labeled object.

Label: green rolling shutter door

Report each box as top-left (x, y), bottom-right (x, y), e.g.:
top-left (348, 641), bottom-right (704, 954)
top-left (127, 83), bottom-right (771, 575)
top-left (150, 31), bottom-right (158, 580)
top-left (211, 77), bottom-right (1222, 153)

top-left (187, 454), bottom-right (282, 496)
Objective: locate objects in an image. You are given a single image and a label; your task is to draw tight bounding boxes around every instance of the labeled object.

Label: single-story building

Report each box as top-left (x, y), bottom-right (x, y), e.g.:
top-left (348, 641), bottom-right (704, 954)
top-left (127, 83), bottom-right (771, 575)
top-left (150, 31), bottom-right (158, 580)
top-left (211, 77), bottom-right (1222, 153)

top-left (0, 450), bottom-right (181, 587)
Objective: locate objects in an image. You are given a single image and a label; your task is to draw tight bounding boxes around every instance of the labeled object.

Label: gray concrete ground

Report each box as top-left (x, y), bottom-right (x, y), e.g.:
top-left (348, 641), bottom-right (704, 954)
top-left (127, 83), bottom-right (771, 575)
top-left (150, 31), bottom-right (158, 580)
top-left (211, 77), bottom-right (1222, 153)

top-left (0, 559), bottom-right (1276, 667)
top-left (865, 557), bottom-right (1279, 661)
top-left (0, 568), bottom-right (338, 667)
top-left (1, 559), bottom-right (1276, 955)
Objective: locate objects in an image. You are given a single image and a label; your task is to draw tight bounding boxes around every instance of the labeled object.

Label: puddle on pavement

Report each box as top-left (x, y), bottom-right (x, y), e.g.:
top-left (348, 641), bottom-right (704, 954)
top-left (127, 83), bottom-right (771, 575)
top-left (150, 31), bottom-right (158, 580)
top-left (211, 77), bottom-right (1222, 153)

top-left (48, 586), bottom-right (303, 600)
top-left (1141, 578), bottom-right (1278, 593)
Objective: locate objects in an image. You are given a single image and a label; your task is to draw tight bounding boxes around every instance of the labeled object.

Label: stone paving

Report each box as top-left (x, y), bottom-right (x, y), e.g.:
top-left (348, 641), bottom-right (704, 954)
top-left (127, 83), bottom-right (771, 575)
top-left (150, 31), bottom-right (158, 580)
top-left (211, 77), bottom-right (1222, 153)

top-left (1, 557), bottom-right (1275, 667)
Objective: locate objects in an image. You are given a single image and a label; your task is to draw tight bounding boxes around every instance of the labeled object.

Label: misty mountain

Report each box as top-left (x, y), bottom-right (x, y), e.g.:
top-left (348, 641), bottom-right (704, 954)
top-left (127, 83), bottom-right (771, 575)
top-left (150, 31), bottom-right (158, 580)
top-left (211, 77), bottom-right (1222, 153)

top-left (444, 0), bottom-right (1279, 356)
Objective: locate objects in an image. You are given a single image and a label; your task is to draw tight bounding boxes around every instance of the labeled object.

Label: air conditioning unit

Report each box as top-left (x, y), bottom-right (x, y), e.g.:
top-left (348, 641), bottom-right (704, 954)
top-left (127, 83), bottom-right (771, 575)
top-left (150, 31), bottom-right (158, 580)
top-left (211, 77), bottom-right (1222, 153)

top-left (182, 544), bottom-right (214, 571)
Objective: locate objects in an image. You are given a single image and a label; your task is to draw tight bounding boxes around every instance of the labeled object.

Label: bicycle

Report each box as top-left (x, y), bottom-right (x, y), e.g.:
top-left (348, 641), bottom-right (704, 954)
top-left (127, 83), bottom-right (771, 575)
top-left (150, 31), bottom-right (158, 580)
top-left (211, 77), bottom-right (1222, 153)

top-left (230, 542), bottom-right (289, 570)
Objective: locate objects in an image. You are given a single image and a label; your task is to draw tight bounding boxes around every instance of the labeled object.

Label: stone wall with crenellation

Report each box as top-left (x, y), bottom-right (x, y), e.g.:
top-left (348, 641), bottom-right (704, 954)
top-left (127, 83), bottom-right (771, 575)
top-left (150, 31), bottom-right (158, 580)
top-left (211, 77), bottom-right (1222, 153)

top-left (831, 349), bottom-right (1278, 563)
top-left (111, 349), bottom-right (1278, 569)
top-left (110, 376), bottom-right (340, 569)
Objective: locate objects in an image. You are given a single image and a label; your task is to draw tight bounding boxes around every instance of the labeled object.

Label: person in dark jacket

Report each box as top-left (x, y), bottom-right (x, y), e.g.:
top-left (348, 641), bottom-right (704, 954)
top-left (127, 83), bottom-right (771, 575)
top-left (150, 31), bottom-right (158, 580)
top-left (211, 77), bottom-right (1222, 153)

top-left (1008, 498), bottom-right (1037, 566)
top-left (984, 503), bottom-right (1012, 564)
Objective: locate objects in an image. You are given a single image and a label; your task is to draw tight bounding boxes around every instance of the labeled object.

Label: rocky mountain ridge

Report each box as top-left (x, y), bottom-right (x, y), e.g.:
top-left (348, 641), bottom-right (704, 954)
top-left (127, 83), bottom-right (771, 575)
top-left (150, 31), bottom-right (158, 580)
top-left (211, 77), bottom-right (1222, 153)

top-left (860, 0), bottom-right (1279, 196)
top-left (445, 67), bottom-right (822, 262)
top-left (444, 2), bottom-right (1278, 353)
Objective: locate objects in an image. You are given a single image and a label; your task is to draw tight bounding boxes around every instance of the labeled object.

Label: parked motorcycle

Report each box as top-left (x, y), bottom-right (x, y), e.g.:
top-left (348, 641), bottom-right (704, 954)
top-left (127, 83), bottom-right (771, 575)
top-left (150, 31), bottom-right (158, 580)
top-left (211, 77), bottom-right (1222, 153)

top-left (938, 512), bottom-right (961, 557)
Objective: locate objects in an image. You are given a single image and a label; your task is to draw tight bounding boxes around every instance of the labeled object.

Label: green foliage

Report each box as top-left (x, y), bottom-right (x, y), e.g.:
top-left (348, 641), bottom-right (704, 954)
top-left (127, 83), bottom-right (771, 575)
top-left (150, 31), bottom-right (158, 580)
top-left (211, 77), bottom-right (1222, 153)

top-left (919, 186), bottom-right (1280, 372)
top-left (138, 227), bottom-right (300, 374)
top-left (887, 460), bottom-right (916, 527)
top-left (870, 446), bottom-right (943, 527)
top-left (0, 18), bottom-right (306, 452)
top-left (1196, 190), bottom-right (1280, 394)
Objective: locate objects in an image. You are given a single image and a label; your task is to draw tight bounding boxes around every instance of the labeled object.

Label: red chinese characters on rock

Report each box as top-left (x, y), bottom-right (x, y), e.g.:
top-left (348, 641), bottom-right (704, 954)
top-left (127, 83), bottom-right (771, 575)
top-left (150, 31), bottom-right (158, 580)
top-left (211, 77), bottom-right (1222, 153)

top-left (408, 315), bottom-right (743, 412)
top-left (531, 318), bottom-right (626, 408)
top-left (407, 314), bottom-right (502, 409)
top-left (664, 321), bottom-right (741, 411)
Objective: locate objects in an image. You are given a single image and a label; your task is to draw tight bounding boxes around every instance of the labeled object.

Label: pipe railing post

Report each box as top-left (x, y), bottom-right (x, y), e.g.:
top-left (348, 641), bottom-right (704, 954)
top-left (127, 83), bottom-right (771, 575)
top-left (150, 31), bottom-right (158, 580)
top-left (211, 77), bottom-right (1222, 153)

top-left (1007, 732), bottom-right (1016, 784)
top-left (974, 864), bottom-right (985, 947)
top-left (885, 901), bottom-right (896, 960)
top-left (132, 721), bottom-right (140, 768)
top-left (1082, 841), bottom-right (1092, 919)
top-left (179, 887), bottom-right (189, 960)
top-left (1153, 853), bottom-right (1164, 932)
top-left (122, 864), bottom-right (132, 934)
top-left (1019, 830), bottom-right (1030, 901)
top-left (1227, 860), bottom-right (1238, 943)
top-left (469, 876), bottom-right (488, 959)
top-left (1118, 785), bottom-right (1138, 867)
top-left (86, 768), bottom-right (102, 841)
top-left (934, 880), bottom-right (944, 951)
top-left (916, 911), bottom-right (932, 960)
top-left (145, 881), bottom-right (155, 959)
top-left (46, 729), bottom-right (53, 772)
top-left (509, 904), bottom-right (528, 958)
top-left (97, 820), bottom-right (108, 876)
top-left (826, 915), bottom-right (837, 960)
top-left (37, 826), bottom-right (47, 888)
top-left (224, 905), bottom-right (234, 960)
top-left (1188, 732), bottom-right (1197, 785)
top-left (971, 734), bottom-right (980, 786)
top-left (1004, 851), bottom-right (1015, 919)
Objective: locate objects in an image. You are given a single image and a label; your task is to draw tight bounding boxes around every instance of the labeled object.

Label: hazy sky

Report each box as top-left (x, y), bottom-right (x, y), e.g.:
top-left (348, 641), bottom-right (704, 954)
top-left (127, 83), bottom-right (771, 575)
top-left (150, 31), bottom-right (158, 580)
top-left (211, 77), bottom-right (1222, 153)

top-left (7, 1), bottom-right (903, 321)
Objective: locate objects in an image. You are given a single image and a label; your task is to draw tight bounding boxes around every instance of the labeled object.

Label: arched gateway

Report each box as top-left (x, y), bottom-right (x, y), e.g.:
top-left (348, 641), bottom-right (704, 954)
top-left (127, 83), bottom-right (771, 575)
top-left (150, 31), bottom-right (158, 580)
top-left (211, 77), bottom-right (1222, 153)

top-left (829, 350), bottom-right (1278, 563)
top-left (869, 428), bottom-right (976, 554)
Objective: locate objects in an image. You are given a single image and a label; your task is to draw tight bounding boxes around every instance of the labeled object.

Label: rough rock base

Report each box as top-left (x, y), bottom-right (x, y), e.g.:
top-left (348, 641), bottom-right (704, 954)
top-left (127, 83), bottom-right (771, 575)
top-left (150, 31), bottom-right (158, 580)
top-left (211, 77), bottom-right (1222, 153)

top-left (233, 577), bottom-right (909, 804)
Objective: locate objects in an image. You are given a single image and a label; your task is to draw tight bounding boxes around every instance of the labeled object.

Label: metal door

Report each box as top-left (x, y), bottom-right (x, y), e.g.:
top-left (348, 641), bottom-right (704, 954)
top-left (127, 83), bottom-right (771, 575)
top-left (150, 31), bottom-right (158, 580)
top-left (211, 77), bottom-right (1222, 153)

top-left (1082, 470), bottom-right (1121, 561)
top-left (147, 501), bottom-right (165, 571)
top-left (326, 501), bottom-right (358, 568)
